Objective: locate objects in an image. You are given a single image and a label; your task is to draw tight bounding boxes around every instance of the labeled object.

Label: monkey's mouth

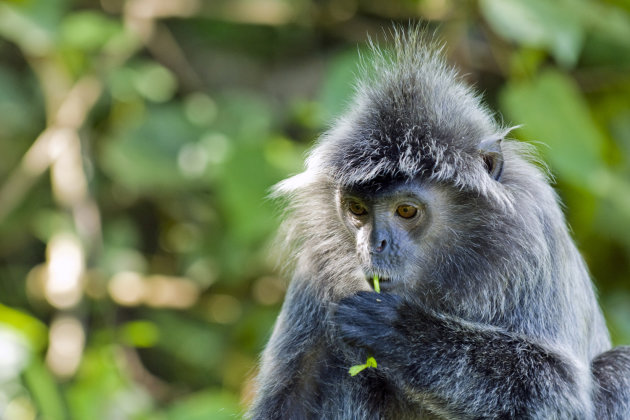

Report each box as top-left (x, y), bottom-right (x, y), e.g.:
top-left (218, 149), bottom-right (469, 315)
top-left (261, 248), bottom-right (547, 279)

top-left (366, 275), bottom-right (393, 291)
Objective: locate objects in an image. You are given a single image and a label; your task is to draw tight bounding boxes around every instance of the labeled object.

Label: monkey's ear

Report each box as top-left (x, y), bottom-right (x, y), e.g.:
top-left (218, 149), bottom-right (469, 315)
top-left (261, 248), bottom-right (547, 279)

top-left (479, 138), bottom-right (504, 181)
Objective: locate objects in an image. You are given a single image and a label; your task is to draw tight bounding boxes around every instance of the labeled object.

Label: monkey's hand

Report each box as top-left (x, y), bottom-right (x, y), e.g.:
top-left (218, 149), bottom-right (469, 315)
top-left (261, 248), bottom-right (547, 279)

top-left (334, 291), bottom-right (407, 359)
top-left (335, 291), bottom-right (595, 418)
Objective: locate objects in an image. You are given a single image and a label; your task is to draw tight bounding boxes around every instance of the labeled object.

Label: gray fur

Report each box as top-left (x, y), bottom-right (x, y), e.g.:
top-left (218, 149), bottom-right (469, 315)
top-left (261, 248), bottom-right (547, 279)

top-left (248, 27), bottom-right (630, 419)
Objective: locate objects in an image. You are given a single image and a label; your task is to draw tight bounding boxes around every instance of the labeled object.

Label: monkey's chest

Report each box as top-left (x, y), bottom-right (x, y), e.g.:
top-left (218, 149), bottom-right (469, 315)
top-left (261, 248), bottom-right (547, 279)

top-left (304, 350), bottom-right (434, 419)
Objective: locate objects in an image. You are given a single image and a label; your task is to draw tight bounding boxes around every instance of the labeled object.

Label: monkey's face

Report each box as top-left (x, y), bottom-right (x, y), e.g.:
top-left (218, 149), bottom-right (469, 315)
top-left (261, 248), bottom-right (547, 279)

top-left (336, 179), bottom-right (453, 293)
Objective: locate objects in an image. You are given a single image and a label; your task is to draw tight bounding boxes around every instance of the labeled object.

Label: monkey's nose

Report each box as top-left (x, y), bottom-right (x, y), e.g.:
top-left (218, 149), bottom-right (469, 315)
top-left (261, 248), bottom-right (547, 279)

top-left (374, 239), bottom-right (387, 253)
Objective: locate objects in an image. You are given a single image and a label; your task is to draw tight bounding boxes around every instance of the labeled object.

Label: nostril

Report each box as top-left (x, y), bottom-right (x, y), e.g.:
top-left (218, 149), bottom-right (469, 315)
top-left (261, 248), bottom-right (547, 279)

top-left (375, 239), bottom-right (387, 253)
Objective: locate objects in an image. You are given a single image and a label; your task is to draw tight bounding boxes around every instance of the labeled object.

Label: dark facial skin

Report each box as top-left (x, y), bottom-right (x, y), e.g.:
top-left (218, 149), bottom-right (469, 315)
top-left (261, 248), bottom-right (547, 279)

top-left (337, 179), bottom-right (443, 292)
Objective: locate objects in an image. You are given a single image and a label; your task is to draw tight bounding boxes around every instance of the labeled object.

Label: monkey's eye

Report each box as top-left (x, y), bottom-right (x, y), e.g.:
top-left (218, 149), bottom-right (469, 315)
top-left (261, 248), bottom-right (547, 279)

top-left (396, 205), bottom-right (418, 219)
top-left (348, 201), bottom-right (367, 216)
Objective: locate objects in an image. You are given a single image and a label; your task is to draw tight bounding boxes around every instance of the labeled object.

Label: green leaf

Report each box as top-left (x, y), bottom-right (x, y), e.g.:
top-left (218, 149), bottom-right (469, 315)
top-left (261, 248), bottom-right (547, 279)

top-left (147, 310), bottom-right (226, 376)
top-left (349, 356), bottom-right (378, 376)
top-left (0, 67), bottom-right (37, 142)
top-left (134, 63), bottom-right (178, 103)
top-left (120, 320), bottom-right (160, 348)
top-left (500, 70), bottom-right (605, 184)
top-left (604, 292), bottom-right (630, 346)
top-left (67, 346), bottom-right (152, 419)
top-left (165, 390), bottom-right (241, 420)
top-left (500, 70), bottom-right (630, 248)
top-left (480, 0), bottom-right (584, 67)
top-left (60, 11), bottom-right (122, 52)
top-left (578, 1), bottom-right (630, 48)
top-left (318, 47), bottom-right (372, 124)
top-left (373, 275), bottom-right (380, 293)
top-left (23, 358), bottom-right (67, 420)
top-left (0, 0), bottom-right (69, 54)
top-left (100, 104), bottom-right (206, 192)
top-left (365, 356), bottom-right (377, 368)
top-left (348, 363), bottom-right (368, 377)
top-left (0, 303), bottom-right (47, 351)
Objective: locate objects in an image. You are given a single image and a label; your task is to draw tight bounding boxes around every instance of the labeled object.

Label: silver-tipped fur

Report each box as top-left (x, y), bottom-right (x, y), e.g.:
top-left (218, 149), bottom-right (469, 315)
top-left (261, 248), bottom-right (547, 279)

top-left (250, 26), bottom-right (630, 419)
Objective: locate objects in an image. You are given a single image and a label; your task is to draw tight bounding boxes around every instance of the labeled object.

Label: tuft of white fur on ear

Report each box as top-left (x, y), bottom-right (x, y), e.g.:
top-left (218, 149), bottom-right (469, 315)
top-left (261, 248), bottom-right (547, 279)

top-left (270, 171), bottom-right (316, 198)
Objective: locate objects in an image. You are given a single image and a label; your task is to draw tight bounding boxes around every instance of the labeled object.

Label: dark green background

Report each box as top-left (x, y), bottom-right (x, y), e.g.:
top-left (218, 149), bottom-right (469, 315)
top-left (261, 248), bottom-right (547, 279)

top-left (0, 0), bottom-right (629, 418)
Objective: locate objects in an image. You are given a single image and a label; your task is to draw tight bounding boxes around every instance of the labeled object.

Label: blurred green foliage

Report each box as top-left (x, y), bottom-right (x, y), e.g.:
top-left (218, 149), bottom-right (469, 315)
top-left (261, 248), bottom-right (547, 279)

top-left (0, 0), bottom-right (629, 418)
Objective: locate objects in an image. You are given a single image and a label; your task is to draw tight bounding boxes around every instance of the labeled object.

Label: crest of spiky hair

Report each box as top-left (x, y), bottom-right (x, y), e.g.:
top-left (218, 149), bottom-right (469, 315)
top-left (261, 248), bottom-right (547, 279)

top-left (277, 27), bottom-right (515, 196)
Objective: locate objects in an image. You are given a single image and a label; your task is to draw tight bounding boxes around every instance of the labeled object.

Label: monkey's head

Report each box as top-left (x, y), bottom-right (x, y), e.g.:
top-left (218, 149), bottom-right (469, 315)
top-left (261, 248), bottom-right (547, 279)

top-left (274, 29), bottom-right (554, 301)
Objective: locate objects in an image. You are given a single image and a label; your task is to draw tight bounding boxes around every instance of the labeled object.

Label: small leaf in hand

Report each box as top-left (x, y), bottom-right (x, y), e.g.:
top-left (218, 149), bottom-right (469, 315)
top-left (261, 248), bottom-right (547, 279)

top-left (348, 357), bottom-right (377, 376)
top-left (373, 275), bottom-right (380, 293)
top-left (349, 363), bottom-right (367, 376)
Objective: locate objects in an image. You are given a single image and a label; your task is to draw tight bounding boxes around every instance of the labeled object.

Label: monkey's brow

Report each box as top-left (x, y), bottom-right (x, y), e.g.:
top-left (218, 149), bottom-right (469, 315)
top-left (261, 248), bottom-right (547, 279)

top-left (343, 186), bottom-right (424, 204)
top-left (343, 175), bottom-right (411, 194)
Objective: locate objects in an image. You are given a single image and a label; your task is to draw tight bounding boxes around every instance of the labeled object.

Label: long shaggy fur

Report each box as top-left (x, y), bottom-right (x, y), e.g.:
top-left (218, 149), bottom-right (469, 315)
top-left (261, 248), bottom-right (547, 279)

top-left (250, 27), bottom-right (630, 419)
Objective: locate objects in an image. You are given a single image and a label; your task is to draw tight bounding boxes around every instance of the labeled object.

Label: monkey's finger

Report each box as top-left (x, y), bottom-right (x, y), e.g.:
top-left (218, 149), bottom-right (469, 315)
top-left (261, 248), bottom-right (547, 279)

top-left (337, 292), bottom-right (401, 321)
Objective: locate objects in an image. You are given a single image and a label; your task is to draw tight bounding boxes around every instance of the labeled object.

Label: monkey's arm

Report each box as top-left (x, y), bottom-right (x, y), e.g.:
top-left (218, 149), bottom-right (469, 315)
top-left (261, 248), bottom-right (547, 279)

top-left (592, 346), bottom-right (630, 419)
top-left (248, 279), bottom-right (328, 420)
top-left (335, 292), bottom-right (596, 418)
